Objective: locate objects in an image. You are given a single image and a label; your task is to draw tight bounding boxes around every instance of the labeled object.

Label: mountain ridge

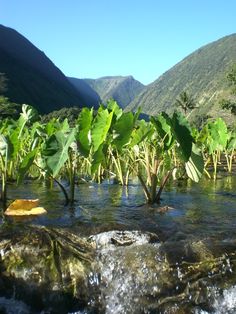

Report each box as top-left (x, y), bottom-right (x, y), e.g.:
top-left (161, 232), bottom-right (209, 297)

top-left (127, 33), bottom-right (236, 122)
top-left (84, 75), bottom-right (145, 108)
top-left (0, 24), bottom-right (86, 113)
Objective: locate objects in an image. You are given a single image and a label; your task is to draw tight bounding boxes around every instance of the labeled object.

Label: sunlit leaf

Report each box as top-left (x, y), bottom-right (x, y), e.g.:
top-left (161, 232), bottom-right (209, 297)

top-left (42, 130), bottom-right (75, 177)
top-left (185, 144), bottom-right (204, 182)
top-left (77, 107), bottom-right (93, 157)
top-left (106, 99), bottom-right (123, 119)
top-left (91, 144), bottom-right (105, 174)
top-left (151, 112), bottom-right (174, 150)
top-left (17, 149), bottom-right (38, 184)
top-left (112, 112), bottom-right (134, 150)
top-left (130, 120), bottom-right (153, 146)
top-left (91, 108), bottom-right (113, 152)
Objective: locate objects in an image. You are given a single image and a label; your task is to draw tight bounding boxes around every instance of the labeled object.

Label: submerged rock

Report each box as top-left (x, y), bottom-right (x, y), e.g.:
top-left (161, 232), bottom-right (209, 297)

top-left (89, 230), bottom-right (159, 250)
top-left (93, 235), bottom-right (236, 314)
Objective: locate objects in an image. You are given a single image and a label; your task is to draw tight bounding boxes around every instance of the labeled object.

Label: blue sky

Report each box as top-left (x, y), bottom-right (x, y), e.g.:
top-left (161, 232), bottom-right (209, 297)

top-left (0, 0), bottom-right (235, 85)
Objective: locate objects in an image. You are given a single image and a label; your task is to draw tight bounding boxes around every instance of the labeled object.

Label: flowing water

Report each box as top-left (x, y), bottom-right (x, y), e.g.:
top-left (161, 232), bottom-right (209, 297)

top-left (1, 175), bottom-right (236, 313)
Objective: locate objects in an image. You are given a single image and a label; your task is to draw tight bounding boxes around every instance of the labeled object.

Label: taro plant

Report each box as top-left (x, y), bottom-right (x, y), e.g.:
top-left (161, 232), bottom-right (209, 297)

top-left (198, 118), bottom-right (228, 178)
top-left (0, 104), bottom-right (40, 208)
top-left (224, 131), bottom-right (236, 173)
top-left (0, 135), bottom-right (11, 207)
top-left (76, 101), bottom-right (135, 185)
top-left (40, 129), bottom-right (76, 204)
top-left (130, 111), bottom-right (204, 204)
top-left (108, 105), bottom-right (135, 185)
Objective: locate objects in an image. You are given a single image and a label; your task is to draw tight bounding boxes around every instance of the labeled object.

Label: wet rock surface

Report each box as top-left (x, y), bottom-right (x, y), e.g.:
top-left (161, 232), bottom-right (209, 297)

top-left (89, 230), bottom-right (159, 250)
top-left (0, 224), bottom-right (95, 313)
top-left (0, 225), bottom-right (236, 313)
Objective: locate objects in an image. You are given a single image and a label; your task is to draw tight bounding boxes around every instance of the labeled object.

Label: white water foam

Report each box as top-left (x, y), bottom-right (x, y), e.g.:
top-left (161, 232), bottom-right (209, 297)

top-left (195, 285), bottom-right (236, 314)
top-left (89, 230), bottom-right (161, 313)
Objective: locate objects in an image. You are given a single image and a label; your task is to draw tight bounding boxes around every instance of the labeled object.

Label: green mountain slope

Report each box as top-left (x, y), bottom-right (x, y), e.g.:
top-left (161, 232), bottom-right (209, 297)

top-left (0, 24), bottom-right (86, 113)
top-left (85, 76), bottom-right (145, 108)
top-left (127, 34), bottom-right (236, 122)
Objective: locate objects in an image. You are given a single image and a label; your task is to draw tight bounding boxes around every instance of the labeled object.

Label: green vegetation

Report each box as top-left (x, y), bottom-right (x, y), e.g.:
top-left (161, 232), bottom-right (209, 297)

top-left (220, 63), bottom-right (236, 115)
top-left (1, 100), bottom-right (236, 209)
top-left (41, 107), bottom-right (82, 125)
top-left (0, 96), bottom-right (21, 120)
top-left (127, 34), bottom-right (236, 124)
top-left (175, 91), bottom-right (196, 116)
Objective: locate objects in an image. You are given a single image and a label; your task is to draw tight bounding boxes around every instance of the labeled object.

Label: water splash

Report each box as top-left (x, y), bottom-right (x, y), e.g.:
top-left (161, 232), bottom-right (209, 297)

top-left (195, 285), bottom-right (236, 314)
top-left (91, 231), bottom-right (161, 313)
top-left (213, 285), bottom-right (236, 314)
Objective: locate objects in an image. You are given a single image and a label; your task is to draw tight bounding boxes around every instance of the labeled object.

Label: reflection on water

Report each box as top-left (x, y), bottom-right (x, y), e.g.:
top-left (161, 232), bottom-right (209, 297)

top-left (2, 176), bottom-right (236, 241)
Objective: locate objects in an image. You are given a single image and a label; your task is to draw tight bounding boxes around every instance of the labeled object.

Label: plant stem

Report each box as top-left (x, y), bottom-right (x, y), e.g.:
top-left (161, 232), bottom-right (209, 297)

top-left (155, 170), bottom-right (172, 203)
top-left (54, 177), bottom-right (69, 205)
top-left (138, 172), bottom-right (151, 202)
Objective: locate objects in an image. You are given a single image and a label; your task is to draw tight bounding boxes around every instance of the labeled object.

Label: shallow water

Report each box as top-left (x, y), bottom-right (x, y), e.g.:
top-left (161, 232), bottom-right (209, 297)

top-left (3, 175), bottom-right (236, 240)
top-left (1, 175), bottom-right (236, 313)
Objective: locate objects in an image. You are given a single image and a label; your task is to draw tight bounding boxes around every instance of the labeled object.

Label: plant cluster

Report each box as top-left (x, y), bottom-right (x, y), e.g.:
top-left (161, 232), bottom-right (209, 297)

top-left (0, 101), bottom-right (235, 208)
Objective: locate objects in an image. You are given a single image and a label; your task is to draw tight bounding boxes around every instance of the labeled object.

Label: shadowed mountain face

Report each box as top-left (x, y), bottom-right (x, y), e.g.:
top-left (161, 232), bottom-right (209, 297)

top-left (84, 76), bottom-right (145, 108)
top-left (127, 34), bottom-right (236, 122)
top-left (67, 77), bottom-right (101, 109)
top-left (0, 24), bottom-right (86, 113)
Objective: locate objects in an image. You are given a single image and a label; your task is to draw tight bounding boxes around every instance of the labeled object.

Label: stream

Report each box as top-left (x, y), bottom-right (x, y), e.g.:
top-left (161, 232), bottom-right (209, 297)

top-left (1, 175), bottom-right (236, 313)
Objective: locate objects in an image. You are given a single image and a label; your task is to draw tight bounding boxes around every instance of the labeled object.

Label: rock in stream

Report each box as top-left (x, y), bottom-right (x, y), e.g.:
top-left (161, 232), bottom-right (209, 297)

top-left (0, 224), bottom-right (95, 313)
top-left (1, 225), bottom-right (236, 313)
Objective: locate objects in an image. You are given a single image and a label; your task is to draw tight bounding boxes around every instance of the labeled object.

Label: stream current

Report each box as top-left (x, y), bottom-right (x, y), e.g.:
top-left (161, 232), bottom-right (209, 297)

top-left (1, 175), bottom-right (236, 313)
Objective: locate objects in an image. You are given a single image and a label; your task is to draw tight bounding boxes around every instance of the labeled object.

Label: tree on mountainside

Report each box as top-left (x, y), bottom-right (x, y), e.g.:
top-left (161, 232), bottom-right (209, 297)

top-left (0, 96), bottom-right (21, 120)
top-left (220, 98), bottom-right (236, 115)
top-left (0, 73), bottom-right (8, 94)
top-left (41, 106), bottom-right (82, 125)
top-left (175, 91), bottom-right (196, 116)
top-left (227, 63), bottom-right (236, 93)
top-left (220, 64), bottom-right (236, 115)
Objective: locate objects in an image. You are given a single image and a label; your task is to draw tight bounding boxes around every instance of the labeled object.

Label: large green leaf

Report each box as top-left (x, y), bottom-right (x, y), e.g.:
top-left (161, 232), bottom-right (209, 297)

top-left (112, 112), bottom-right (134, 150)
top-left (8, 128), bottom-right (21, 159)
top-left (227, 132), bottom-right (236, 151)
top-left (172, 112), bottom-right (193, 162)
top-left (0, 134), bottom-right (13, 159)
top-left (106, 99), bottom-right (123, 119)
top-left (20, 104), bottom-right (38, 122)
top-left (42, 130), bottom-right (75, 177)
top-left (77, 107), bottom-right (93, 157)
top-left (91, 109), bottom-right (113, 152)
top-left (91, 144), bottom-right (105, 175)
top-left (0, 134), bottom-right (8, 157)
top-left (130, 120), bottom-right (153, 147)
top-left (207, 118), bottom-right (228, 153)
top-left (45, 119), bottom-right (58, 136)
top-left (17, 149), bottom-right (38, 184)
top-left (185, 144), bottom-right (204, 182)
top-left (151, 112), bottom-right (174, 150)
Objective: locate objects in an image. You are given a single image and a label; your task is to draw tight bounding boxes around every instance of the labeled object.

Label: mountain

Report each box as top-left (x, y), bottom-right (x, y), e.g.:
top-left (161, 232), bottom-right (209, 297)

top-left (0, 24), bottom-right (86, 113)
top-left (67, 77), bottom-right (101, 109)
top-left (84, 76), bottom-right (145, 108)
top-left (127, 34), bottom-right (236, 122)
